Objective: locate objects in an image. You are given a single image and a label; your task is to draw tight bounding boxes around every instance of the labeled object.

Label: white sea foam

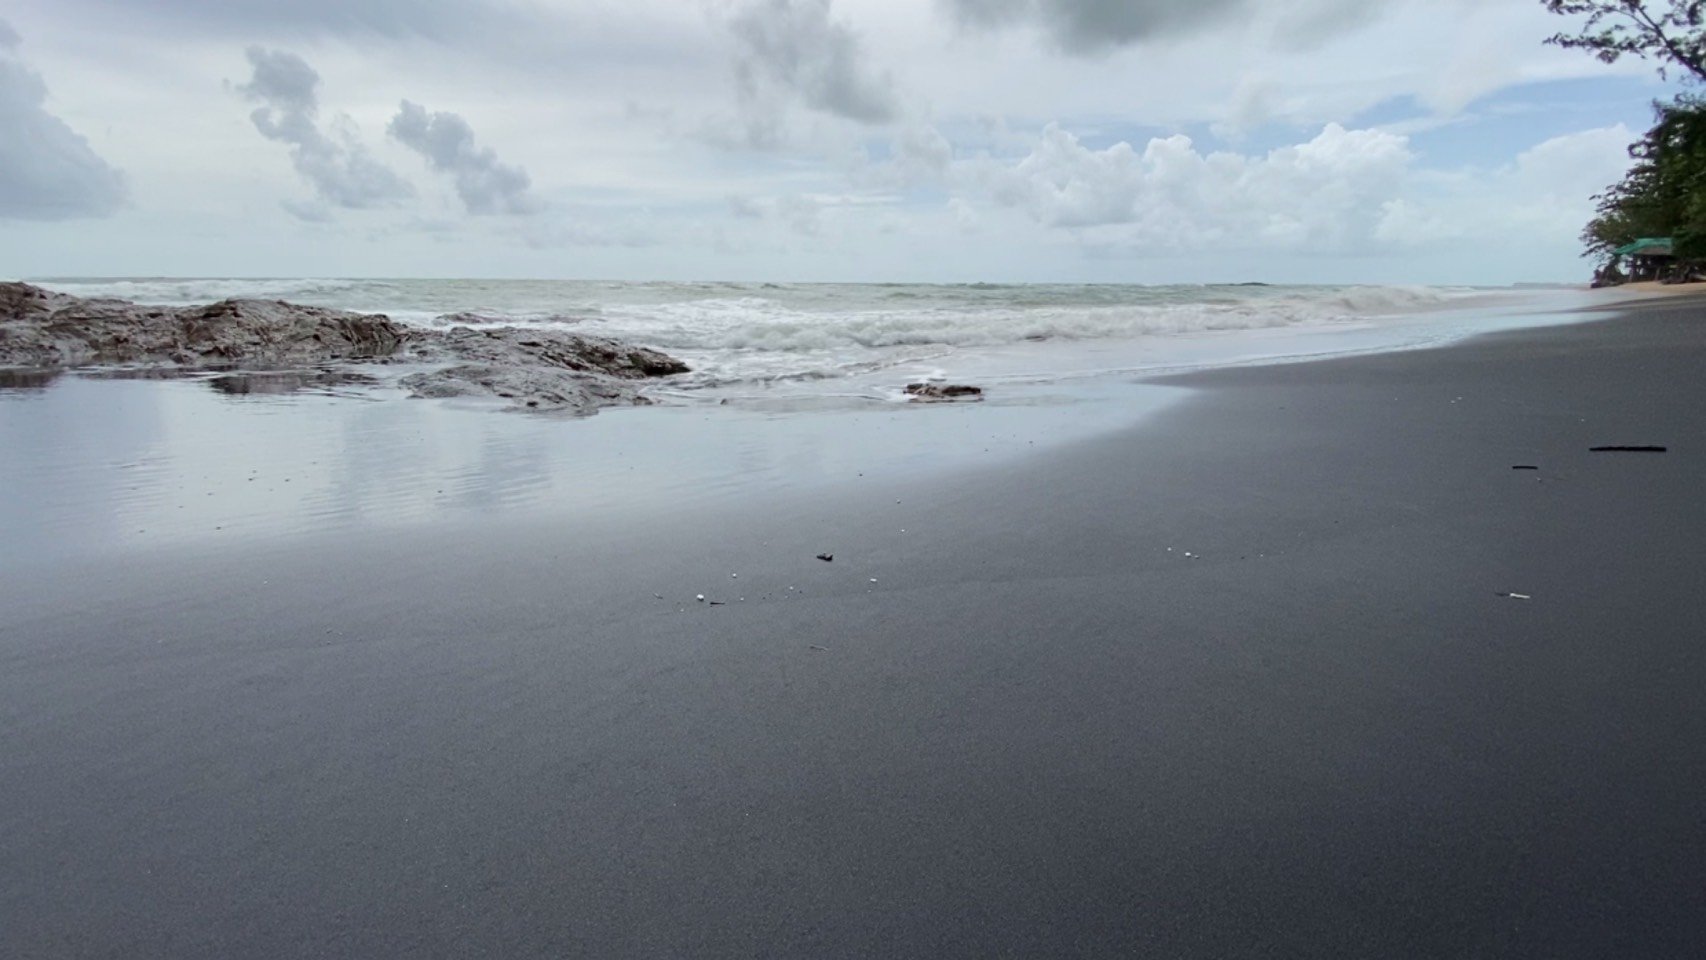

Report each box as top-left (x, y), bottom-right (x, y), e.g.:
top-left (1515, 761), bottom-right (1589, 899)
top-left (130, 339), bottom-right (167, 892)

top-left (626, 293), bottom-right (1447, 354)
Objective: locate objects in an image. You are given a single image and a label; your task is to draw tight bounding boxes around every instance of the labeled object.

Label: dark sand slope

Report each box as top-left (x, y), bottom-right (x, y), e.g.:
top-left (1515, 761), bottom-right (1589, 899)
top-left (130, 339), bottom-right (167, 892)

top-left (3, 301), bottom-right (1705, 958)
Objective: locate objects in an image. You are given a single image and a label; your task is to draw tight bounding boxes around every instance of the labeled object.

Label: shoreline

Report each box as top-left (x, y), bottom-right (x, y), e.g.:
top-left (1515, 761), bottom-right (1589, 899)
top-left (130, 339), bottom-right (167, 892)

top-left (4, 298), bottom-right (1705, 956)
top-left (1, 285), bottom-right (1697, 574)
top-left (5, 278), bottom-right (1645, 415)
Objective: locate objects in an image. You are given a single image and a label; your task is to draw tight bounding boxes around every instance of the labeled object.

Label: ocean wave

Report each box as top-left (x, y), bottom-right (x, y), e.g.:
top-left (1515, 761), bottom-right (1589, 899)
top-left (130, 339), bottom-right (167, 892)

top-left (18, 277), bottom-right (1499, 394)
top-left (625, 285), bottom-right (1466, 355)
top-left (33, 277), bottom-right (389, 306)
top-left (412, 311), bottom-right (597, 328)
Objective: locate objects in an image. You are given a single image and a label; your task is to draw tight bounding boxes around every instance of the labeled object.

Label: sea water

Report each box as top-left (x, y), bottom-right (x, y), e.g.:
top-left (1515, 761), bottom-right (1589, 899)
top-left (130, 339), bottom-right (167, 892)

top-left (23, 277), bottom-right (1598, 405)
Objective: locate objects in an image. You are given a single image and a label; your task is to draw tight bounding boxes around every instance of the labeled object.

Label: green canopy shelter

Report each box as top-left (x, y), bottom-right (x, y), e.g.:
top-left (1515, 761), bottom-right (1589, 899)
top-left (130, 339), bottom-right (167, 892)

top-left (1614, 237), bottom-right (1675, 257)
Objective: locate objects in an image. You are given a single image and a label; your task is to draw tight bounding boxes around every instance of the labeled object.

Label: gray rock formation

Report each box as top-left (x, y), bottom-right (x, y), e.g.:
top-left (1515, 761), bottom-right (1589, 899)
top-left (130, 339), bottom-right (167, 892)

top-left (0, 281), bottom-right (689, 414)
top-left (0, 282), bottom-right (411, 367)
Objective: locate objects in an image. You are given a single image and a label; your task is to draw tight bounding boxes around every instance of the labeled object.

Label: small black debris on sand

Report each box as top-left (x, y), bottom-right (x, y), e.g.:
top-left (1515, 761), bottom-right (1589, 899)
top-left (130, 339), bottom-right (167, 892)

top-left (905, 383), bottom-right (983, 403)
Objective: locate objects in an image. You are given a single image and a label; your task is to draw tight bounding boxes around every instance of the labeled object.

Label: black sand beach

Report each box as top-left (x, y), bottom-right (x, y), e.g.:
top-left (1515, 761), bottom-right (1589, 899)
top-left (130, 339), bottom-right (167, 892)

top-left (3, 299), bottom-right (1704, 957)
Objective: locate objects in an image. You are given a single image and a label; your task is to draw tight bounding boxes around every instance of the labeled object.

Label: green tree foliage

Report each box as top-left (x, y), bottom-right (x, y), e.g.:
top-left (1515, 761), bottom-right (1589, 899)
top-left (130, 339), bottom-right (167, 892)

top-left (1545, 2), bottom-right (1706, 264)
top-left (1580, 100), bottom-right (1706, 260)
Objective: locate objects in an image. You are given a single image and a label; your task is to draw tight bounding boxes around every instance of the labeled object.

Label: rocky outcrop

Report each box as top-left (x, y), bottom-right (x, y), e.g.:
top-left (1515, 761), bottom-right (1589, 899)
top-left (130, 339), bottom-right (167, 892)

top-left (0, 281), bottom-right (689, 414)
top-left (0, 282), bottom-right (413, 367)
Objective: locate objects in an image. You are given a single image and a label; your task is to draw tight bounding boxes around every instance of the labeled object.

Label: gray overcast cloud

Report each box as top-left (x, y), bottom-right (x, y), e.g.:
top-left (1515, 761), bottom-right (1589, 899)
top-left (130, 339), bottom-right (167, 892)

top-left (0, 20), bottom-right (126, 220)
top-left (238, 46), bottom-right (414, 217)
top-left (947, 0), bottom-right (1245, 50)
top-left (944, 0), bottom-right (1395, 52)
top-left (388, 101), bottom-right (541, 215)
top-left (729, 0), bottom-right (899, 125)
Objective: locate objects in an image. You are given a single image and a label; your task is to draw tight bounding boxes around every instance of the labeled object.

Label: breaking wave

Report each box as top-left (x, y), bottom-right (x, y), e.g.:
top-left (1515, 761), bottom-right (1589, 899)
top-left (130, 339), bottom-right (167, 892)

top-left (32, 277), bottom-right (390, 307)
top-left (630, 287), bottom-right (1460, 355)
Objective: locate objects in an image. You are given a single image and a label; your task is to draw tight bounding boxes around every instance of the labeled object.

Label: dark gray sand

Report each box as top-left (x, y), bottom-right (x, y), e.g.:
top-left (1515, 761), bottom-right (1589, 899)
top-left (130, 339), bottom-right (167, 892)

top-left (3, 300), bottom-right (1705, 957)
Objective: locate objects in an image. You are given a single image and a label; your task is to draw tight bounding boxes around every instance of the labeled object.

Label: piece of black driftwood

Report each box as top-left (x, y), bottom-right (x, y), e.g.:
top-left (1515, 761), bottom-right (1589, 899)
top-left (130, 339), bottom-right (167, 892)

top-left (1512, 465), bottom-right (1539, 470)
top-left (1589, 445), bottom-right (1668, 453)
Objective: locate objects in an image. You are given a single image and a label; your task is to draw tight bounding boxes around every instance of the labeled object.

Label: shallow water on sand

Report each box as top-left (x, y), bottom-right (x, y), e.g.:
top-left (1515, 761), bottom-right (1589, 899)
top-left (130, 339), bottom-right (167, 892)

top-left (0, 372), bottom-right (1185, 570)
top-left (0, 288), bottom-right (1619, 569)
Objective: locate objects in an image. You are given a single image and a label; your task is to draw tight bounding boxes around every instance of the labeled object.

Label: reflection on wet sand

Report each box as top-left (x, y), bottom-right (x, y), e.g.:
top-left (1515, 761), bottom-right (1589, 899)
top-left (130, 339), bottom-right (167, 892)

top-left (0, 370), bottom-right (1167, 568)
top-left (80, 367), bottom-right (203, 381)
top-left (12, 365), bottom-right (380, 399)
top-left (3, 366), bottom-right (384, 400)
top-left (207, 370), bottom-right (379, 397)
top-left (0, 369), bottom-right (63, 392)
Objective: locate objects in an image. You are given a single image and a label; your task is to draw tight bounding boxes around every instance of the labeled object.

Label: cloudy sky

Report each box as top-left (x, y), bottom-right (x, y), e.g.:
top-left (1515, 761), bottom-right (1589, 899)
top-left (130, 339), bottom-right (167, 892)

top-left (0, 0), bottom-right (1678, 284)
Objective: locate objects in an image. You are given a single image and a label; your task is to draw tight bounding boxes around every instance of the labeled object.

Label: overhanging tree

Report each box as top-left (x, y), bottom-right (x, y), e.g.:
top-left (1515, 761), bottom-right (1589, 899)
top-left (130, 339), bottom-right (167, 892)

top-left (1544, 1), bottom-right (1706, 266)
top-left (1544, 1), bottom-right (1706, 82)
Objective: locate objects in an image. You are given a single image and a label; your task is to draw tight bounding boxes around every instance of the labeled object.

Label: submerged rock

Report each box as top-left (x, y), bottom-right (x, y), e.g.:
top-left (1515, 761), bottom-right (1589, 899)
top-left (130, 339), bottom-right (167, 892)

top-left (397, 326), bottom-right (687, 412)
top-left (0, 281), bottom-right (689, 415)
top-left (420, 326), bottom-right (689, 379)
top-left (905, 382), bottom-right (983, 402)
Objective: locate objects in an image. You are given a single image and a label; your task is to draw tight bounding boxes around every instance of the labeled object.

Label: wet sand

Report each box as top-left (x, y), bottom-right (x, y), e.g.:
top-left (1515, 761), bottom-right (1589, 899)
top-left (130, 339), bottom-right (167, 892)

top-left (3, 299), bottom-right (1705, 957)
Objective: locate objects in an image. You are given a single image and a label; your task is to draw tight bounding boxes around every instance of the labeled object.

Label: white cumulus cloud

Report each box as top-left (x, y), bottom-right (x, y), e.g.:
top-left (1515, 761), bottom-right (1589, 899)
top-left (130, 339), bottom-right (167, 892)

top-left (977, 122), bottom-right (1414, 251)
